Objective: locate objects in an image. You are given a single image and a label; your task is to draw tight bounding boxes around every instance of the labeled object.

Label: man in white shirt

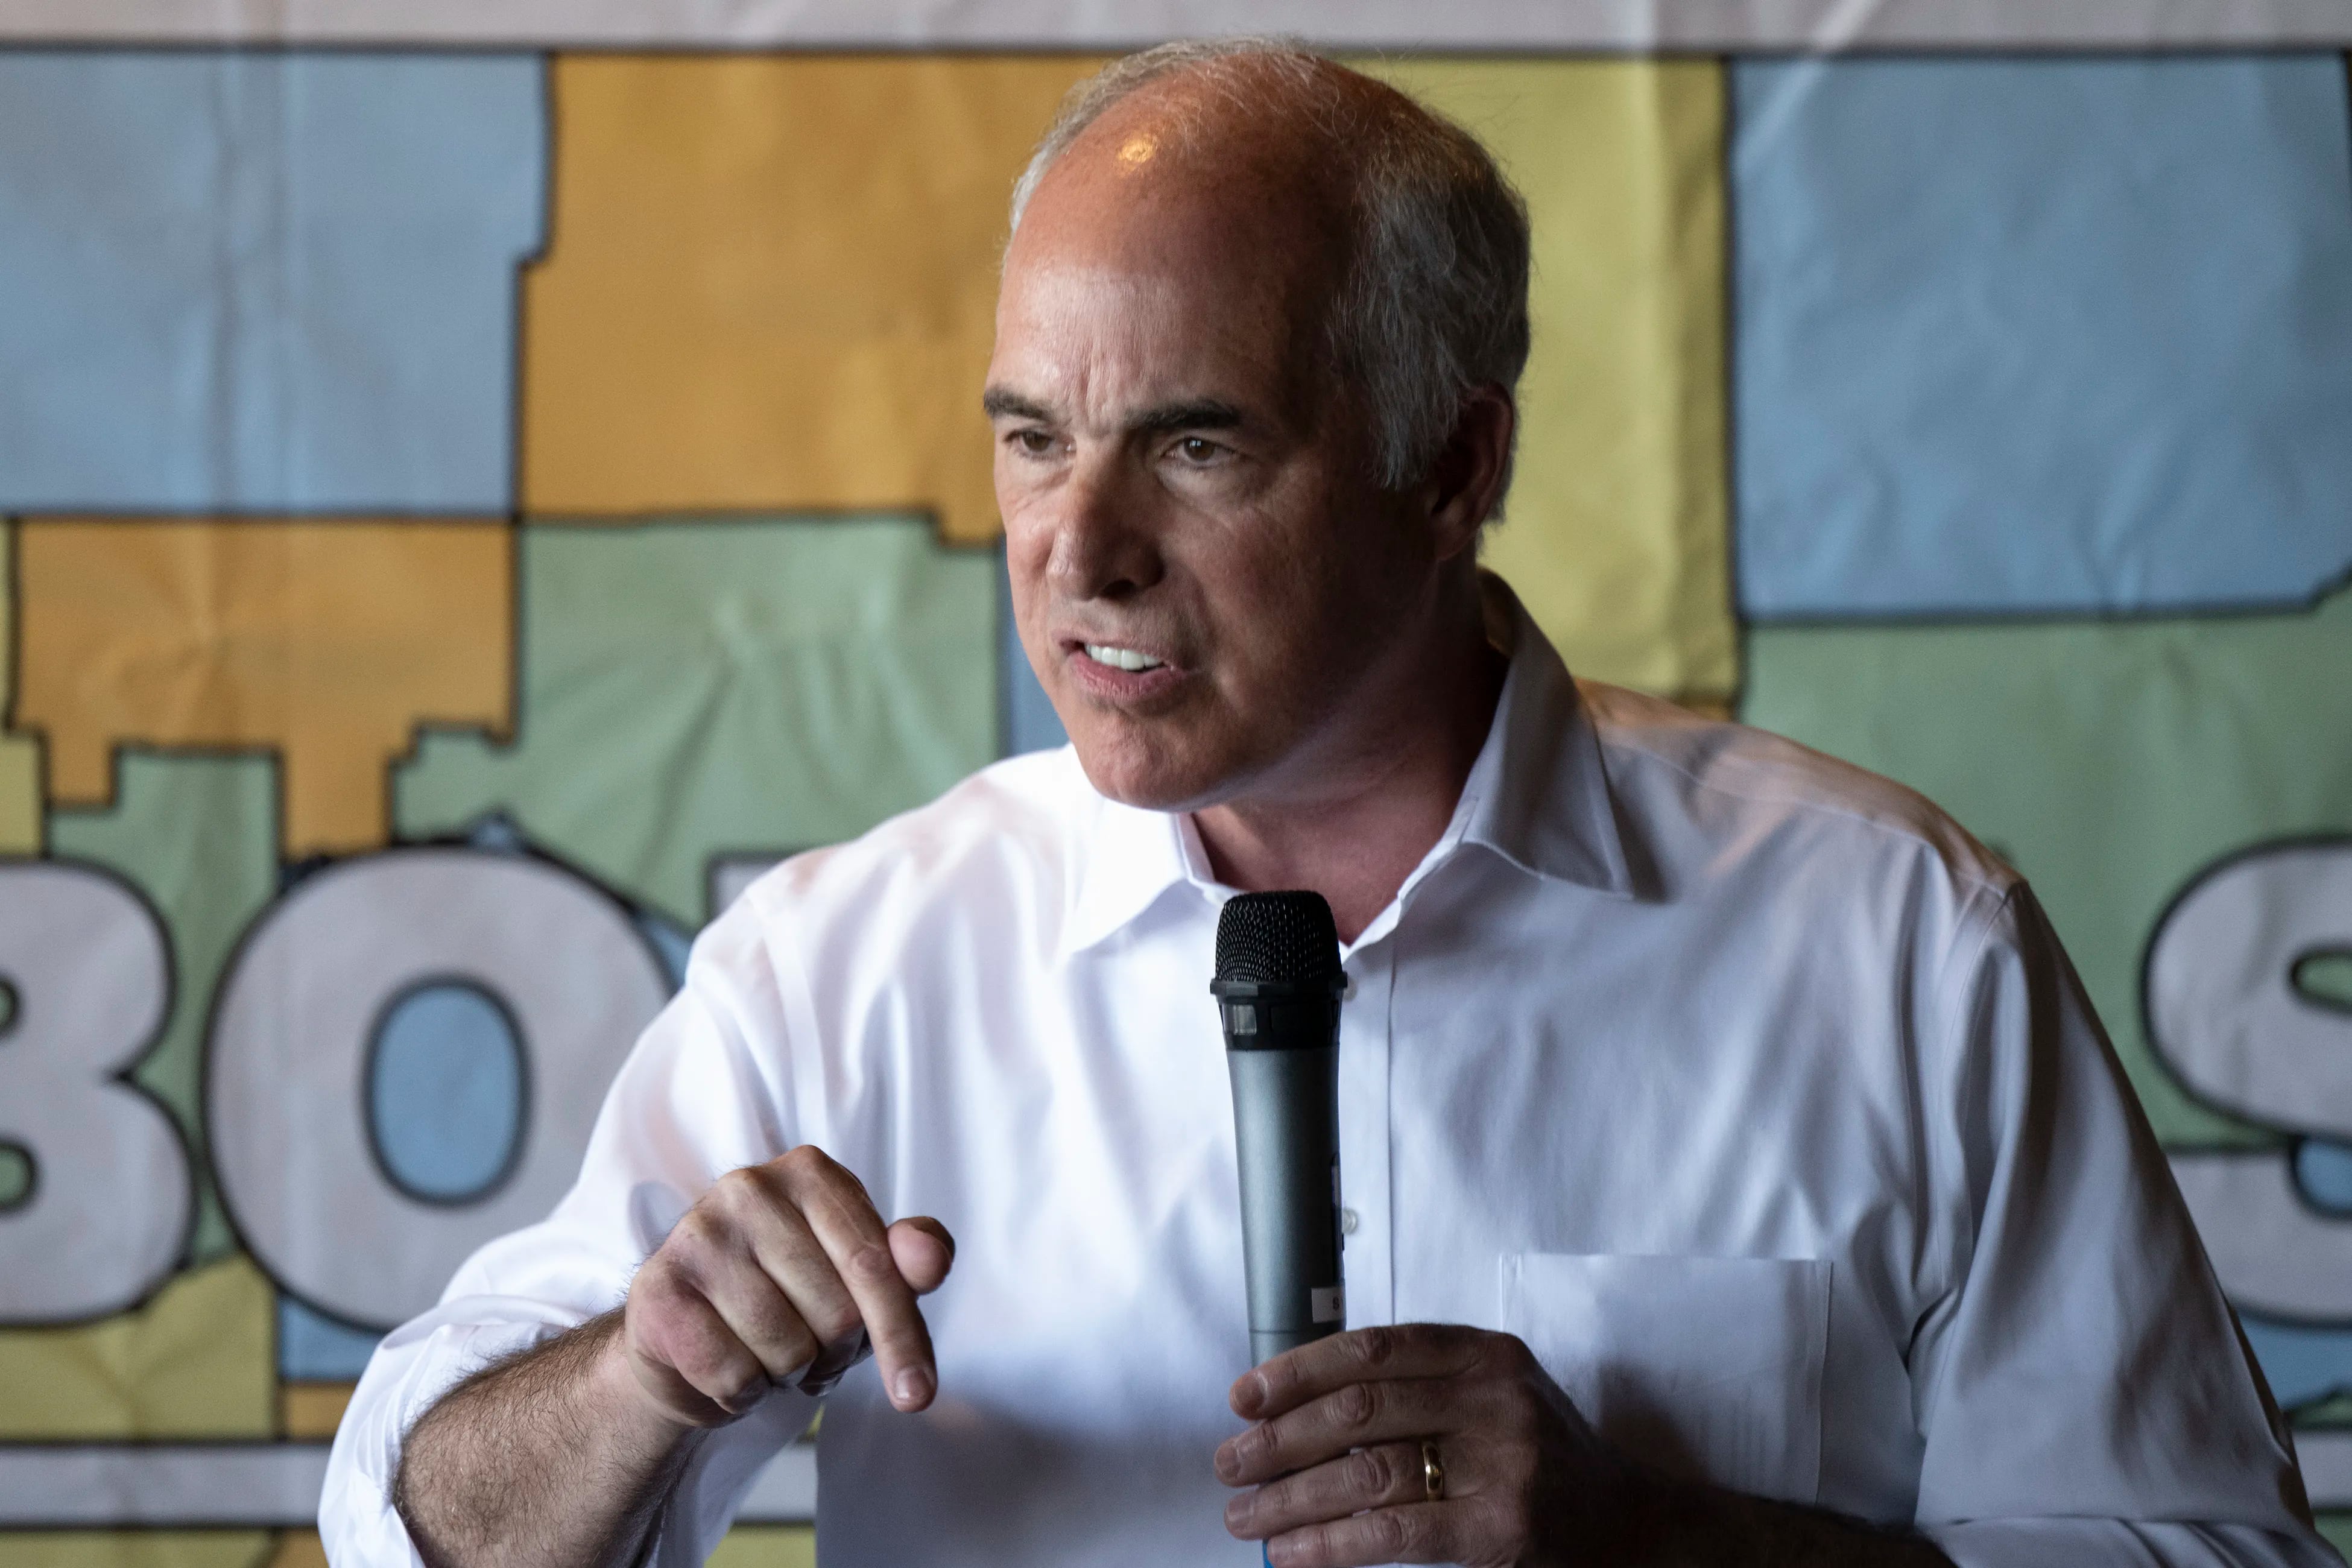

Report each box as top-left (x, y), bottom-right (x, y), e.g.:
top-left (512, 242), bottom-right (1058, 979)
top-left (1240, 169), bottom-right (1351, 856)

top-left (330, 39), bottom-right (2333, 1568)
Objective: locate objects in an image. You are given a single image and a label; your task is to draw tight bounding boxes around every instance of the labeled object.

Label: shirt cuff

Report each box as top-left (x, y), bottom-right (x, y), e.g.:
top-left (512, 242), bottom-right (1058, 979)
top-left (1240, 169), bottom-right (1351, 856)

top-left (320, 1303), bottom-right (575, 1566)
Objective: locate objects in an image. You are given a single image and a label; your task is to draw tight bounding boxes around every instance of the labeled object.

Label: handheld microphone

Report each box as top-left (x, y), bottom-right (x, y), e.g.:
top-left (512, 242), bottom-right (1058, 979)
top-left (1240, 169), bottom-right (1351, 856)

top-left (1212, 891), bottom-right (1347, 1367)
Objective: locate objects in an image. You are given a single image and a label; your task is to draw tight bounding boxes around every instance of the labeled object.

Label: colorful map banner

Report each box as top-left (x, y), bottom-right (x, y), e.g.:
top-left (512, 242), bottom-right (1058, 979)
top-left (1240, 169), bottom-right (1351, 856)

top-left (2, 25), bottom-right (2349, 1567)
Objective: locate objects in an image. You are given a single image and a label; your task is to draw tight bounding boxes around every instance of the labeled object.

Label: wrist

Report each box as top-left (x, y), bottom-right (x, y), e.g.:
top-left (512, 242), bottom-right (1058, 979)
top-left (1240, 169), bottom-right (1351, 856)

top-left (590, 1310), bottom-right (703, 1452)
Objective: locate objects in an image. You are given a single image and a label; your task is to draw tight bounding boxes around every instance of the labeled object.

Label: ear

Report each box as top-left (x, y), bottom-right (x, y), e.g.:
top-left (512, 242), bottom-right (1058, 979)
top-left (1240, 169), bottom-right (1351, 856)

top-left (1418, 385), bottom-right (1517, 563)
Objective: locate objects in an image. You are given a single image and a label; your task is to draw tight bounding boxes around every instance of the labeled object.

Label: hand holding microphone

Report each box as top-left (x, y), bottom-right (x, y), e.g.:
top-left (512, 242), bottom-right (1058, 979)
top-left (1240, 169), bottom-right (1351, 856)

top-left (1210, 893), bottom-right (1658, 1568)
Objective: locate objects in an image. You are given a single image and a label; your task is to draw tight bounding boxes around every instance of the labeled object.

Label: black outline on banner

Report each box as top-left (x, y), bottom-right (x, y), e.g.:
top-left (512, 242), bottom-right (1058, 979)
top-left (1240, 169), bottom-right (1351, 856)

top-left (2140, 834), bottom-right (2352, 1185)
top-left (358, 973), bottom-right (534, 1210)
top-left (0, 852), bottom-right (198, 1329)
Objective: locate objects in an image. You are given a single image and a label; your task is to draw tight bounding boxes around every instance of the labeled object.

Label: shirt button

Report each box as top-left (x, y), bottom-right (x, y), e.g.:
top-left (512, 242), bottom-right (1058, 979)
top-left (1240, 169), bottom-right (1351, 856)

top-left (1341, 1207), bottom-right (1360, 1236)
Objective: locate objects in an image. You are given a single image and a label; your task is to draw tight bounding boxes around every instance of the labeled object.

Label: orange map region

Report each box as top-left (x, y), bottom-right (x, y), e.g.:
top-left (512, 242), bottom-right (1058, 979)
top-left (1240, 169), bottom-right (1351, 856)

top-left (14, 519), bottom-right (513, 857)
top-left (520, 54), bottom-right (1105, 544)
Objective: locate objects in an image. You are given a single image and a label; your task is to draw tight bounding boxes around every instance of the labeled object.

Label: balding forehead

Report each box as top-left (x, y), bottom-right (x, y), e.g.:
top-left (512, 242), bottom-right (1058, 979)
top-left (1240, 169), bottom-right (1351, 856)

top-left (1055, 68), bottom-right (1353, 223)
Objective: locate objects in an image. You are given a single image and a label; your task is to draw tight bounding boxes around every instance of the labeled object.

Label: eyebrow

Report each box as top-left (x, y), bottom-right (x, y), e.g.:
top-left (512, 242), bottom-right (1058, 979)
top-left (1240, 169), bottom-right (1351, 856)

top-left (981, 389), bottom-right (1249, 437)
top-left (1128, 399), bottom-right (1245, 438)
top-left (981, 388), bottom-right (1052, 422)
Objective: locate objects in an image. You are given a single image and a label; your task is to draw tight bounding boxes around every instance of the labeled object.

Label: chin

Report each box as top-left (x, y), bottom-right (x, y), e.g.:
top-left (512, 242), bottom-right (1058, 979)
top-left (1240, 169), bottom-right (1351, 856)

top-left (1063, 717), bottom-right (1241, 815)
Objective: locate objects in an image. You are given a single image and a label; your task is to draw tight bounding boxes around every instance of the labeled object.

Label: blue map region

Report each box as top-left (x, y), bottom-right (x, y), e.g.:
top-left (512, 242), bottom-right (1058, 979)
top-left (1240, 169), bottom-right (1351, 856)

top-left (368, 982), bottom-right (526, 1204)
top-left (280, 1294), bottom-right (384, 1382)
top-left (0, 52), bottom-right (544, 511)
top-left (1732, 55), bottom-right (2352, 618)
top-left (2237, 1140), bottom-right (2352, 1411)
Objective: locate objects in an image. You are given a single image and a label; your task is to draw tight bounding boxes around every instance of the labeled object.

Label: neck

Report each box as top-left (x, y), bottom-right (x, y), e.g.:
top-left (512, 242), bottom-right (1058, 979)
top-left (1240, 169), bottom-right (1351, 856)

top-left (1192, 573), bottom-right (1506, 944)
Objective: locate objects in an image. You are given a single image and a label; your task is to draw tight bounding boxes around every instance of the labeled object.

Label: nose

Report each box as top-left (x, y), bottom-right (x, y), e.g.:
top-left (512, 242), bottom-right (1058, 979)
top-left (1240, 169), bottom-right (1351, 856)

top-left (1043, 450), bottom-right (1163, 604)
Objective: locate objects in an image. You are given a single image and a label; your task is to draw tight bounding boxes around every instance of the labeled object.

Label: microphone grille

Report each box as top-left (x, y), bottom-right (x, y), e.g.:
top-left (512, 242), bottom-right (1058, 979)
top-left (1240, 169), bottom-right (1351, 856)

top-left (1214, 891), bottom-right (1341, 985)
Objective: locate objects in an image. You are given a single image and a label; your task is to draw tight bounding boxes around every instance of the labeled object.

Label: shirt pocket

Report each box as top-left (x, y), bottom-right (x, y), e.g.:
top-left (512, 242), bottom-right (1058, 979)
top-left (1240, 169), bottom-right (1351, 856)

top-left (1497, 1252), bottom-right (1830, 1505)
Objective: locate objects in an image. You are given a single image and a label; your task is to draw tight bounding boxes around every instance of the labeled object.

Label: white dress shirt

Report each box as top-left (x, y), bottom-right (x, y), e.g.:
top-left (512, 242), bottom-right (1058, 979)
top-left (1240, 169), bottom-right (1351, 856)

top-left (324, 589), bottom-right (2331, 1567)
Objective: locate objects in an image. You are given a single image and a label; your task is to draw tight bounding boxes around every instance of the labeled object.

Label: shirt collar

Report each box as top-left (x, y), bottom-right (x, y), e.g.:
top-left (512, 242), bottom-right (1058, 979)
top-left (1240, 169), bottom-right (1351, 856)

top-left (1060, 574), bottom-right (1634, 960)
top-left (1461, 575), bottom-right (1637, 899)
top-left (1063, 785), bottom-right (1197, 960)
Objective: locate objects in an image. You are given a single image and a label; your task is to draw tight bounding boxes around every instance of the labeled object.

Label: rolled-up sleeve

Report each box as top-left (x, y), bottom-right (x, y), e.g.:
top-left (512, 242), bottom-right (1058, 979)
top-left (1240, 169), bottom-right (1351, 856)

top-left (320, 900), bottom-right (820, 1566)
top-left (1909, 885), bottom-right (2335, 1566)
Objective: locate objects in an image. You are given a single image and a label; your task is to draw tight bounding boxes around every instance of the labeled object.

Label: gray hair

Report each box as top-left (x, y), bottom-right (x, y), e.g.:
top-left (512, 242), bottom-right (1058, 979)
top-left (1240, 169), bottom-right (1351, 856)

top-left (1008, 39), bottom-right (1532, 499)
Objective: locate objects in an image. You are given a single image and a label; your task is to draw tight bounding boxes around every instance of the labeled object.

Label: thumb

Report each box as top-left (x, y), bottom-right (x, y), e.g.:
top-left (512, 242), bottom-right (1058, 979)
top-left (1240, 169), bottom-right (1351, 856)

top-left (887, 1216), bottom-right (955, 1295)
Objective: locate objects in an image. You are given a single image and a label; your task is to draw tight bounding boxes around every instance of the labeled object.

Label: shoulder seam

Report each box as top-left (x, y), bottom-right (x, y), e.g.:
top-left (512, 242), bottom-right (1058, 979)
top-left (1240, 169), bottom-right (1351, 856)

top-left (1592, 724), bottom-right (2009, 904)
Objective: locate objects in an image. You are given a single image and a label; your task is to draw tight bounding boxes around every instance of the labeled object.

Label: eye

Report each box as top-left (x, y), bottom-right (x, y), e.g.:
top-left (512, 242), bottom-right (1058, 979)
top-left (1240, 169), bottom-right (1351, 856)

top-left (1174, 436), bottom-right (1225, 464)
top-left (1008, 428), bottom-right (1057, 457)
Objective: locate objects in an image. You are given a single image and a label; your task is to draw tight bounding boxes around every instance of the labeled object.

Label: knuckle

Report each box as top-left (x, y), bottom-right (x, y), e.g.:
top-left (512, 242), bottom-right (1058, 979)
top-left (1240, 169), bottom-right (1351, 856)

top-left (839, 1238), bottom-right (902, 1291)
top-left (669, 1327), bottom-right (736, 1388)
top-left (1366, 1509), bottom-right (1414, 1556)
top-left (1345, 1447), bottom-right (1396, 1499)
top-left (630, 1257), bottom-right (684, 1305)
top-left (1353, 1325), bottom-right (1402, 1371)
top-left (714, 1369), bottom-right (768, 1412)
top-left (1291, 1520), bottom-right (1341, 1566)
top-left (1402, 1508), bottom-right (1447, 1557)
top-left (1235, 1423), bottom-right (1274, 1470)
top-left (770, 1321), bottom-right (820, 1376)
top-left (710, 1166), bottom-right (763, 1213)
top-left (639, 1271), bottom-right (710, 1329)
top-left (672, 1205), bottom-right (725, 1253)
top-left (1333, 1379), bottom-right (1381, 1430)
top-left (776, 1144), bottom-right (833, 1184)
top-left (803, 1296), bottom-right (863, 1345)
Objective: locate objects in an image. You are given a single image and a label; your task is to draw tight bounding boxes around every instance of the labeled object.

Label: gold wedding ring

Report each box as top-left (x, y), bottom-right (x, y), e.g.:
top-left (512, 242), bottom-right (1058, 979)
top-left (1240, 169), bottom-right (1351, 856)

top-left (1420, 1438), bottom-right (1446, 1502)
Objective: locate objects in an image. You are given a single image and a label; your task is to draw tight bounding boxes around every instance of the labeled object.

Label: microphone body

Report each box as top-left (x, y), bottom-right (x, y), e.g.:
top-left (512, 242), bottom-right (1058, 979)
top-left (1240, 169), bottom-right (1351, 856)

top-left (1213, 893), bottom-right (1347, 1367)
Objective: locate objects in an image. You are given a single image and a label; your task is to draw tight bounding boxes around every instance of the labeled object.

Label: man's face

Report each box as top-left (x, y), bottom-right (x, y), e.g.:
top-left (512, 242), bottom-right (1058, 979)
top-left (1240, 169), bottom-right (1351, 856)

top-left (987, 116), bottom-right (1436, 813)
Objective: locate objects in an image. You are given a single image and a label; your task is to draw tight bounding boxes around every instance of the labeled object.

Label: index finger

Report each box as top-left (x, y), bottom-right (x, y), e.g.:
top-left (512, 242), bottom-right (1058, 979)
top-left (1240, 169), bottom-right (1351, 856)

top-left (1233, 1324), bottom-right (1487, 1421)
top-left (770, 1147), bottom-right (939, 1412)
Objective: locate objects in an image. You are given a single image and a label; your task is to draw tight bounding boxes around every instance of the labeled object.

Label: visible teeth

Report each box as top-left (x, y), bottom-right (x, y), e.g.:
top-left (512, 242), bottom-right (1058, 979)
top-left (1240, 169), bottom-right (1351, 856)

top-left (1086, 643), bottom-right (1165, 672)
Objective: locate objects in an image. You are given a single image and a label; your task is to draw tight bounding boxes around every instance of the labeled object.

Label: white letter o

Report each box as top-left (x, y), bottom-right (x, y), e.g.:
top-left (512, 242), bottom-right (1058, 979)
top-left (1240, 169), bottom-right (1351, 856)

top-left (206, 848), bottom-right (668, 1329)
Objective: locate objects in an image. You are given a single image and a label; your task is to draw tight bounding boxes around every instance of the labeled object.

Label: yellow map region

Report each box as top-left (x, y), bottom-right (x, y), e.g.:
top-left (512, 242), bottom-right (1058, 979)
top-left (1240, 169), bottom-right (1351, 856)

top-left (518, 55), bottom-right (1736, 703)
top-left (13, 520), bottom-right (513, 858)
top-left (2, 522), bottom-right (43, 852)
top-left (0, 1257), bottom-right (278, 1564)
top-left (1373, 60), bottom-right (1738, 704)
top-left (0, 1257), bottom-right (271, 1439)
top-left (521, 55), bottom-right (1105, 543)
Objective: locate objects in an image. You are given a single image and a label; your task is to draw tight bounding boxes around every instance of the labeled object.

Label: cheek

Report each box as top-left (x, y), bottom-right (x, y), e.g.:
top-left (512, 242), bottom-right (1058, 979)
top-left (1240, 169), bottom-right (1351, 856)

top-left (1002, 527), bottom-right (1057, 660)
top-left (1001, 504), bottom-right (1048, 580)
top-left (993, 447), bottom-right (1041, 522)
top-left (1187, 504), bottom-right (1350, 643)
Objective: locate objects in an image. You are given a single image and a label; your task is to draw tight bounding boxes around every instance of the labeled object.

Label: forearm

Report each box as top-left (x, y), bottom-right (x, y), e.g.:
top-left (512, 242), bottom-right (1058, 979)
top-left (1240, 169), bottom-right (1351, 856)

top-left (393, 1310), bottom-right (697, 1568)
